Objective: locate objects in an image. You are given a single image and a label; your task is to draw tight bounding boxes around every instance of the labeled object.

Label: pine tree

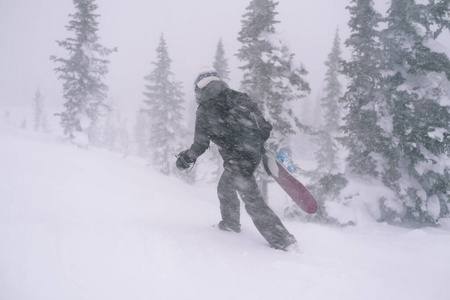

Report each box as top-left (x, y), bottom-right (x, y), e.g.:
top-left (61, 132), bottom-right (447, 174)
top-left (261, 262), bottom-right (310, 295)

top-left (32, 88), bottom-right (49, 133)
top-left (213, 38), bottom-right (230, 82)
top-left (417, 0), bottom-right (450, 38)
top-left (340, 0), bottom-right (389, 178)
top-left (142, 34), bottom-right (186, 175)
top-left (205, 38), bottom-right (232, 182)
top-left (303, 30), bottom-right (349, 225)
top-left (99, 99), bottom-right (119, 152)
top-left (237, 0), bottom-right (311, 200)
top-left (237, 0), bottom-right (311, 152)
top-left (315, 29), bottom-right (343, 175)
top-left (51, 0), bottom-right (115, 141)
top-left (115, 114), bottom-right (131, 157)
top-left (378, 0), bottom-right (450, 224)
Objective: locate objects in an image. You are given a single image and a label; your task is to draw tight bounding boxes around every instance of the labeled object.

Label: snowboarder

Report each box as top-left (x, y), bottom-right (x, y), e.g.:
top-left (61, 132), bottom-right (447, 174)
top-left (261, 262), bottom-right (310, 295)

top-left (176, 67), bottom-right (299, 252)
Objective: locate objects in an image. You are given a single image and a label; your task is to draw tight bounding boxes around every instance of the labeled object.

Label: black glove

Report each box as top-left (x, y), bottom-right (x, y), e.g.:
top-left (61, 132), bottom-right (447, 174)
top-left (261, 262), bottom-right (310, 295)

top-left (176, 150), bottom-right (196, 171)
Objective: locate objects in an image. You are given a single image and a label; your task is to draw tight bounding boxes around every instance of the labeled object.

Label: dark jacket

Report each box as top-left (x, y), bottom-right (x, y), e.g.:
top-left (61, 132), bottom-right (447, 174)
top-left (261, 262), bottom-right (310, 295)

top-left (187, 81), bottom-right (272, 175)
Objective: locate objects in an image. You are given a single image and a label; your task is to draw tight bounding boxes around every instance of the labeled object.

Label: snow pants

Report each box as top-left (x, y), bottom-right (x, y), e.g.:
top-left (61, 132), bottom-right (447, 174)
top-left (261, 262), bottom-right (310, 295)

top-left (217, 164), bottom-right (297, 249)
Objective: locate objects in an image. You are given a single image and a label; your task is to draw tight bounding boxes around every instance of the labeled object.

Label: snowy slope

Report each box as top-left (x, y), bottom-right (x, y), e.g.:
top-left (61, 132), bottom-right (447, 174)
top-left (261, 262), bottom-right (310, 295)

top-left (1, 126), bottom-right (450, 300)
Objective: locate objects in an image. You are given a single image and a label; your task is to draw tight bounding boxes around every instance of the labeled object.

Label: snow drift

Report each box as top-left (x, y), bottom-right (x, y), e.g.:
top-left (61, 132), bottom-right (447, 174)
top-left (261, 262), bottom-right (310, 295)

top-left (1, 125), bottom-right (450, 300)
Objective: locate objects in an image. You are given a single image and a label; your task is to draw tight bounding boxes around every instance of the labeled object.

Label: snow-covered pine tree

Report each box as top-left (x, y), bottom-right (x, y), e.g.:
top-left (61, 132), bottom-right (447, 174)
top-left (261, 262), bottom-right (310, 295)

top-left (306, 29), bottom-right (349, 224)
top-left (213, 38), bottom-right (230, 82)
top-left (115, 115), bottom-right (131, 157)
top-left (209, 38), bottom-right (231, 182)
top-left (340, 0), bottom-right (390, 179)
top-left (142, 34), bottom-right (186, 175)
top-left (236, 0), bottom-right (310, 199)
top-left (99, 99), bottom-right (123, 153)
top-left (315, 29), bottom-right (343, 175)
top-left (51, 0), bottom-right (115, 142)
top-left (32, 89), bottom-right (43, 132)
top-left (32, 88), bottom-right (49, 133)
top-left (378, 0), bottom-right (450, 225)
top-left (237, 0), bottom-right (310, 150)
top-left (417, 0), bottom-right (450, 39)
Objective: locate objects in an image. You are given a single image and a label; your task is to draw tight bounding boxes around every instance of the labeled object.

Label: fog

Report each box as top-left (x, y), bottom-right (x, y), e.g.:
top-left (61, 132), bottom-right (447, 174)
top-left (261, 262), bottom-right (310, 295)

top-left (0, 0), bottom-right (352, 119)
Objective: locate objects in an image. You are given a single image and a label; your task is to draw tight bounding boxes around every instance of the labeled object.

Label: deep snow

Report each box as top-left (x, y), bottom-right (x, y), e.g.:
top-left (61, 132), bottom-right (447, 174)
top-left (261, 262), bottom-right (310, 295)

top-left (1, 125), bottom-right (450, 300)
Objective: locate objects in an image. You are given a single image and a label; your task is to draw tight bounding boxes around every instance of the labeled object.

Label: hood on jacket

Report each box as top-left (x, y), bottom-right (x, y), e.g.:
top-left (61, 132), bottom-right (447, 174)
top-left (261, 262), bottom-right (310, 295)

top-left (195, 80), bottom-right (229, 106)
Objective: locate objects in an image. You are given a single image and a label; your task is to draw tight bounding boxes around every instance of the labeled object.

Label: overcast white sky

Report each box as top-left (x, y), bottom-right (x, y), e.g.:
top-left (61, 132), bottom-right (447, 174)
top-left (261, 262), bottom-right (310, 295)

top-left (4, 0), bottom-right (446, 121)
top-left (0, 0), bottom-right (355, 115)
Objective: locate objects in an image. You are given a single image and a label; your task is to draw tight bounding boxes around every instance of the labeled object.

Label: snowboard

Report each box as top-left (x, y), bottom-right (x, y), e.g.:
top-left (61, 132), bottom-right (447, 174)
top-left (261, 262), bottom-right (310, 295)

top-left (262, 149), bottom-right (318, 214)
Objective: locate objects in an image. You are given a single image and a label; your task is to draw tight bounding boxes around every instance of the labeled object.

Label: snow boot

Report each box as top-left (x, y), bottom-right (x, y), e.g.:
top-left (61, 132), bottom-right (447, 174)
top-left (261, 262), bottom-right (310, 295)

top-left (218, 221), bottom-right (241, 233)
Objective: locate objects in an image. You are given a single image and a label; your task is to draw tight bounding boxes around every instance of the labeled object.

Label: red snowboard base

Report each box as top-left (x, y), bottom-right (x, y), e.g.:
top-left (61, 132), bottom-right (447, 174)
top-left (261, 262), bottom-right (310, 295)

top-left (262, 150), bottom-right (317, 214)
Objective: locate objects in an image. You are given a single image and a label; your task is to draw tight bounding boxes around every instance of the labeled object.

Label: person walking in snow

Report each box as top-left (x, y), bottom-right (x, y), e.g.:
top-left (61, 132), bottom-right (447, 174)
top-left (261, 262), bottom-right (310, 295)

top-left (176, 67), bottom-right (298, 251)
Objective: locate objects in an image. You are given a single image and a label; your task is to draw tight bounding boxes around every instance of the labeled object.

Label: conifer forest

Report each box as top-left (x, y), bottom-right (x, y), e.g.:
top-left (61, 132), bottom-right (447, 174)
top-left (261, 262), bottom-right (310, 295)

top-left (2, 0), bottom-right (450, 228)
top-left (2, 2), bottom-right (450, 300)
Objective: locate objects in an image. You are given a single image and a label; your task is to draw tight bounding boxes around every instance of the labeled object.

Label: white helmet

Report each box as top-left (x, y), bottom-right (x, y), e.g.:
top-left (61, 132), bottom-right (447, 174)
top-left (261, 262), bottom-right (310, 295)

top-left (194, 67), bottom-right (221, 89)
